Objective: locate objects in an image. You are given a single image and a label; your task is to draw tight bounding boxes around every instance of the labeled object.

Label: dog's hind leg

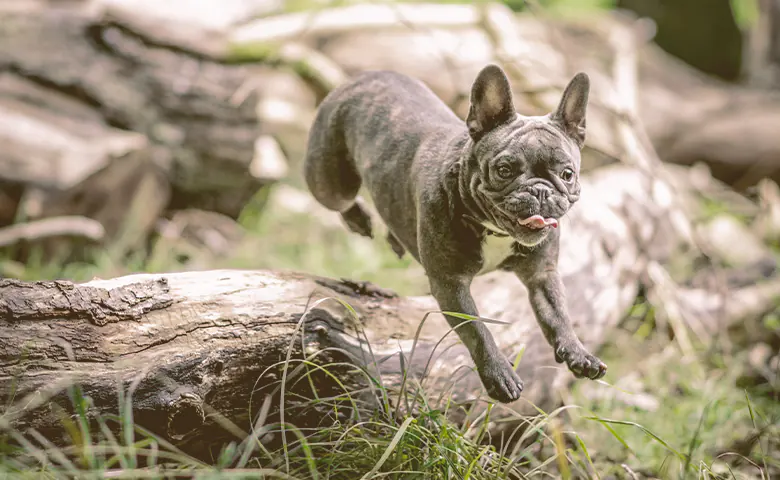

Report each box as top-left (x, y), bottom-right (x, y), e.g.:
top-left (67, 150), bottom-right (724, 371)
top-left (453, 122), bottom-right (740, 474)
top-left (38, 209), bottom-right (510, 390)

top-left (304, 102), bottom-right (373, 239)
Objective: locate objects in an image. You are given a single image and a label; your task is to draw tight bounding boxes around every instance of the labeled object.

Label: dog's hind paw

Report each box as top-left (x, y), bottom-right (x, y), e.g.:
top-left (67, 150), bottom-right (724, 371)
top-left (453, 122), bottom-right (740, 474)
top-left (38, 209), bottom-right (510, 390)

top-left (478, 359), bottom-right (524, 403)
top-left (340, 198), bottom-right (373, 238)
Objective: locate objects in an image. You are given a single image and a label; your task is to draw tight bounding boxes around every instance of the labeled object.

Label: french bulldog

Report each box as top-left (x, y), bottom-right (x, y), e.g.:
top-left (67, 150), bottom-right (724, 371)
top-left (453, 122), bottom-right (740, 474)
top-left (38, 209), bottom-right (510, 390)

top-left (303, 64), bottom-right (607, 403)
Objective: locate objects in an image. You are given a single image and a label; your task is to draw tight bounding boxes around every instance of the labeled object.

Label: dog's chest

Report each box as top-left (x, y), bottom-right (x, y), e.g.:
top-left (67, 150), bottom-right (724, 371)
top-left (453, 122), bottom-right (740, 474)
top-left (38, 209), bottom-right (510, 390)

top-left (478, 223), bottom-right (516, 275)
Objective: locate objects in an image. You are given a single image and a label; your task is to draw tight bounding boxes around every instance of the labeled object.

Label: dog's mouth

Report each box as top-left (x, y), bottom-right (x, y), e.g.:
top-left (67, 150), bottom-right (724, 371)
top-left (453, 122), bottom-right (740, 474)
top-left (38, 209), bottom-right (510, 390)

top-left (518, 215), bottom-right (558, 230)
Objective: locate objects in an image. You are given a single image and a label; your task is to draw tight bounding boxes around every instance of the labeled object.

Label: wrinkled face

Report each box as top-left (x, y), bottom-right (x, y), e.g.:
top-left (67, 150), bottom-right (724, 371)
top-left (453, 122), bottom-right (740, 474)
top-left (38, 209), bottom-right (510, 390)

top-left (473, 118), bottom-right (582, 246)
top-left (465, 65), bottom-right (590, 246)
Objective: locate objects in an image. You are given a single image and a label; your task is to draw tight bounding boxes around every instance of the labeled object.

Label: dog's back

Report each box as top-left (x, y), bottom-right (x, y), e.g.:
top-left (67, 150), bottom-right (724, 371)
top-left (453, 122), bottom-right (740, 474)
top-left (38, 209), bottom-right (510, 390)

top-left (303, 71), bottom-right (464, 257)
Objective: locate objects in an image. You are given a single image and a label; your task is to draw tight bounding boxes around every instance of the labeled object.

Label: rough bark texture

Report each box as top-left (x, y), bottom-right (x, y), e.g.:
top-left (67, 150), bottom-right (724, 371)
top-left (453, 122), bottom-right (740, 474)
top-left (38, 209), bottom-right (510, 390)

top-left (0, 276), bottom-right (172, 326)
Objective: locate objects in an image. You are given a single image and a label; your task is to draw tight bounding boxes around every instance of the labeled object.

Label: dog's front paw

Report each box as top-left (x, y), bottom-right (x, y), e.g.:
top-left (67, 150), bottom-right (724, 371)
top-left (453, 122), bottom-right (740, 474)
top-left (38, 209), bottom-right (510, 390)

top-left (478, 359), bottom-right (524, 403)
top-left (554, 339), bottom-right (607, 380)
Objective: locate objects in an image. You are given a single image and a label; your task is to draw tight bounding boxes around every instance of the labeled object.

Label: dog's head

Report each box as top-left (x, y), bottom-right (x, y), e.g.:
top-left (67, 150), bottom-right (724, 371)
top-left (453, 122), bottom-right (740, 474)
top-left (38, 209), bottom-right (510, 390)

top-left (465, 64), bottom-right (589, 247)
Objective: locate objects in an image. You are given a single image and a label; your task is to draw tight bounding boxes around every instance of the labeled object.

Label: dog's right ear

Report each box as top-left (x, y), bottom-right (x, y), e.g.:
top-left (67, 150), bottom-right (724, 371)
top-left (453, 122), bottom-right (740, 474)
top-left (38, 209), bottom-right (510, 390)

top-left (466, 64), bottom-right (516, 141)
top-left (550, 72), bottom-right (590, 148)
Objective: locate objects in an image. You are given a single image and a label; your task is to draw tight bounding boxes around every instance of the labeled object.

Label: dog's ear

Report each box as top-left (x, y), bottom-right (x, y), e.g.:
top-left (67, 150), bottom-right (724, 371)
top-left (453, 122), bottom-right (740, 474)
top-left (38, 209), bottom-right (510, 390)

top-left (466, 64), bottom-right (515, 141)
top-left (551, 72), bottom-right (590, 147)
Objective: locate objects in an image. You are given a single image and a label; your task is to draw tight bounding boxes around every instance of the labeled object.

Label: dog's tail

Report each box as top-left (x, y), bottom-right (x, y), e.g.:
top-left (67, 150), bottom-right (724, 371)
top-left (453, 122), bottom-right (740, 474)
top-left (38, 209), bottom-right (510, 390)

top-left (303, 91), bottom-right (373, 238)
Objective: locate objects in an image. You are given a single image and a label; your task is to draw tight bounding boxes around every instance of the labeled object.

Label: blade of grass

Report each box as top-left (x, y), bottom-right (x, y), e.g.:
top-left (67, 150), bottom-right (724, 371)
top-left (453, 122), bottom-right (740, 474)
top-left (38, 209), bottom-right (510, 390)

top-left (409, 311), bottom-right (510, 418)
top-left (682, 401), bottom-right (712, 479)
top-left (237, 394), bottom-right (274, 468)
top-left (581, 416), bottom-right (635, 456)
top-left (279, 294), bottom-right (336, 474)
top-left (574, 433), bottom-right (599, 480)
top-left (550, 418), bottom-right (571, 480)
top-left (68, 384), bottom-right (97, 470)
top-left (328, 296), bottom-right (393, 417)
top-left (359, 417), bottom-right (414, 479)
top-left (582, 416), bottom-right (683, 460)
top-left (745, 390), bottom-right (769, 477)
top-left (27, 429), bottom-right (78, 475)
top-left (95, 411), bottom-right (130, 471)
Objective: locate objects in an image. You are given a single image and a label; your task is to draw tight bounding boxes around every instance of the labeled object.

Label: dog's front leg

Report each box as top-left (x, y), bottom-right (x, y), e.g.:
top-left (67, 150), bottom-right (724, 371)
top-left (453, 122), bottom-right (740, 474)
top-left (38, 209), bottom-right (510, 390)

top-left (519, 269), bottom-right (607, 380)
top-left (428, 275), bottom-right (524, 403)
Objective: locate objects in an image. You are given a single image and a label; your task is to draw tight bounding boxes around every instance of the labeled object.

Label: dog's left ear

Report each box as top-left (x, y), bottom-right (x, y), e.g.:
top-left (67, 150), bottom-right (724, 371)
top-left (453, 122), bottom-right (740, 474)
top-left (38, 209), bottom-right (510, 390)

top-left (466, 64), bottom-right (516, 141)
top-left (551, 72), bottom-right (590, 148)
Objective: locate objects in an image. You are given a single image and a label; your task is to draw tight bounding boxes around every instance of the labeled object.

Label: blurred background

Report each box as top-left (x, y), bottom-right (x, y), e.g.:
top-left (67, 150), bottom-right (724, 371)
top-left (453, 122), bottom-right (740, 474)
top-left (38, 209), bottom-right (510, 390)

top-left (1, 0), bottom-right (779, 477)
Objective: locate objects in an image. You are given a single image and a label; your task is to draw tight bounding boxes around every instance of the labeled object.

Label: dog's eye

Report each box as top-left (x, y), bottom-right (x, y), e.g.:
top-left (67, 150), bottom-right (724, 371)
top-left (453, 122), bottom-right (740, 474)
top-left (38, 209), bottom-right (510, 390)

top-left (496, 165), bottom-right (514, 179)
top-left (560, 168), bottom-right (575, 183)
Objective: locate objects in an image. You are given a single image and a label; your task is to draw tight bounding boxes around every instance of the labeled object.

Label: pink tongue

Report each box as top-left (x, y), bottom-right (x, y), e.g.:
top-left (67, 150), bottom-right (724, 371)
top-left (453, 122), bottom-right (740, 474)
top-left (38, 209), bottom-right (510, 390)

top-left (519, 215), bottom-right (558, 229)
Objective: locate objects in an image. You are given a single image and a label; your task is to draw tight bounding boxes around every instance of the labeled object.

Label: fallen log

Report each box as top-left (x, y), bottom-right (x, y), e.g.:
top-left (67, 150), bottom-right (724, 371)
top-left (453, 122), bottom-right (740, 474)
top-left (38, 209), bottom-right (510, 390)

top-left (0, 1), bottom-right (290, 252)
top-left (4, 163), bottom-right (780, 459)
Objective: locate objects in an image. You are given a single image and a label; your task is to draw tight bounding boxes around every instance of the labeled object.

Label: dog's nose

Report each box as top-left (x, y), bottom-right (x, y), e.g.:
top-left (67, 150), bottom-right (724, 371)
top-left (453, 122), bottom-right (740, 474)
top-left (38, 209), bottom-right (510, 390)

top-left (529, 184), bottom-right (551, 202)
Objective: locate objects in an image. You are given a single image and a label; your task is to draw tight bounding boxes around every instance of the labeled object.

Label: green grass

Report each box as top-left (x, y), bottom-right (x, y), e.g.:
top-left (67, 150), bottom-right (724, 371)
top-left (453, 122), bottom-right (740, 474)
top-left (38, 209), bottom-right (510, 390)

top-left (1, 338), bottom-right (776, 478)
top-left (0, 380), bottom-right (550, 478)
top-left (568, 331), bottom-right (779, 479)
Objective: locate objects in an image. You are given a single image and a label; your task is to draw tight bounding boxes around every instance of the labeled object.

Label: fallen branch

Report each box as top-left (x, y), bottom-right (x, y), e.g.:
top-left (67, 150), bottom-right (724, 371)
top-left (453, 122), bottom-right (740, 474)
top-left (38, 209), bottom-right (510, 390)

top-left (0, 216), bottom-right (105, 248)
top-left (229, 3), bottom-right (483, 46)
